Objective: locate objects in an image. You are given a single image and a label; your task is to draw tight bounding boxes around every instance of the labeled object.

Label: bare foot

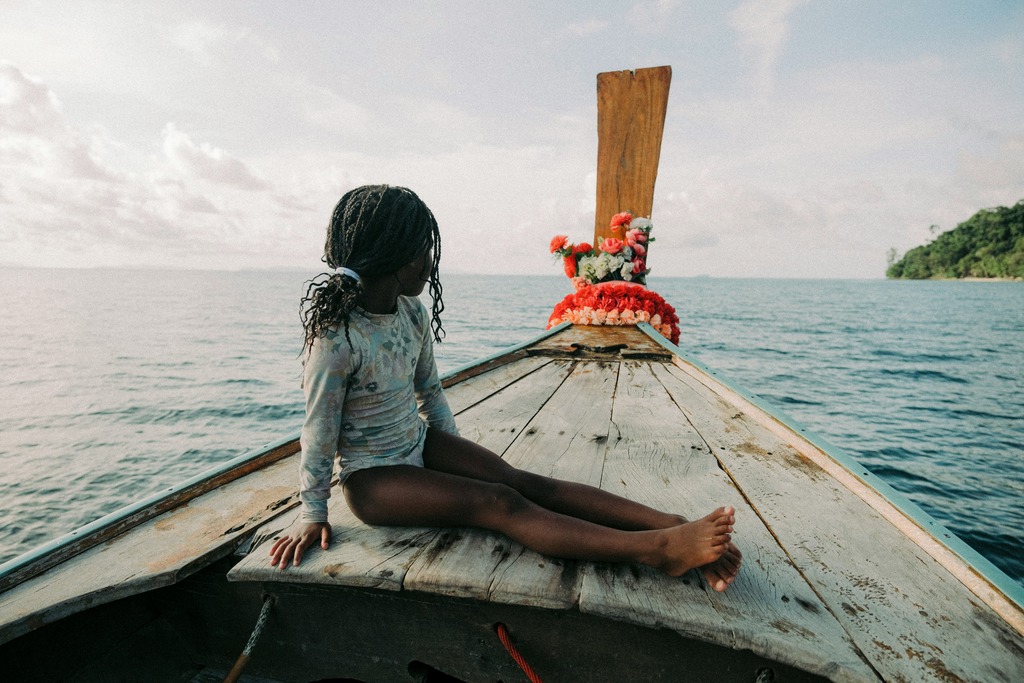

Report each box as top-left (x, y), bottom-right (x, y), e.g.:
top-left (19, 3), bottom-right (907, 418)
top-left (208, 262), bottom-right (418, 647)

top-left (701, 541), bottom-right (742, 592)
top-left (656, 506), bottom-right (735, 577)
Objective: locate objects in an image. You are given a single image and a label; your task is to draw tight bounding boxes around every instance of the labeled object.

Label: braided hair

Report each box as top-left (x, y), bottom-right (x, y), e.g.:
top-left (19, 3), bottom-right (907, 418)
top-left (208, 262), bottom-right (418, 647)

top-left (300, 185), bottom-right (445, 354)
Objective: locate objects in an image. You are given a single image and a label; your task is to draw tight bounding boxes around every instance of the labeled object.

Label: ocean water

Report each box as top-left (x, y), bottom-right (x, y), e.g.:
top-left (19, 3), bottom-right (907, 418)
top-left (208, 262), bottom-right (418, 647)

top-left (0, 269), bottom-right (1021, 588)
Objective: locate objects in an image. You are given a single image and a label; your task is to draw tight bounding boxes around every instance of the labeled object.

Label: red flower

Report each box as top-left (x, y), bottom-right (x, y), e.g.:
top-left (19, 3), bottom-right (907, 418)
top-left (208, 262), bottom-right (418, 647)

top-left (563, 256), bottom-right (577, 278)
top-left (599, 237), bottom-right (624, 254)
top-left (573, 242), bottom-right (592, 255)
top-left (610, 212), bottom-right (633, 230)
top-left (550, 234), bottom-right (569, 254)
top-left (546, 281), bottom-right (680, 345)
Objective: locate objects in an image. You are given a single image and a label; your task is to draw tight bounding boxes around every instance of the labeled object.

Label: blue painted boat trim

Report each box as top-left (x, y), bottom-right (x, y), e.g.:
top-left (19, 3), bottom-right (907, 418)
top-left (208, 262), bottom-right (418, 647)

top-left (636, 321), bottom-right (1024, 610)
top-left (0, 430), bottom-right (301, 584)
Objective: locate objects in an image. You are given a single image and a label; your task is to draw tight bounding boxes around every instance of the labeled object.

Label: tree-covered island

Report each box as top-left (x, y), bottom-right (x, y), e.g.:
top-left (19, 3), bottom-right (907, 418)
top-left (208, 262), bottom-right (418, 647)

top-left (886, 200), bottom-right (1024, 280)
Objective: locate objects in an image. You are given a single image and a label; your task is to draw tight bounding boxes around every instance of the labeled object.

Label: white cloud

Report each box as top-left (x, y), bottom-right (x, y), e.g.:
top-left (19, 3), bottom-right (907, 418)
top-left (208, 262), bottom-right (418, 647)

top-left (728, 0), bottom-right (810, 94)
top-left (0, 63), bottom-right (318, 268)
top-left (0, 62), bottom-right (118, 186)
top-left (0, 61), bottom-right (64, 133)
top-left (2, 4), bottom-right (1022, 278)
top-left (161, 123), bottom-right (267, 190)
top-left (170, 21), bottom-right (280, 66)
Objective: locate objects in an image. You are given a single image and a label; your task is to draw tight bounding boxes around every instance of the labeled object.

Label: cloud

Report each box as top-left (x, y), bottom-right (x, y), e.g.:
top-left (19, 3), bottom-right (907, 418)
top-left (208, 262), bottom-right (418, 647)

top-left (728, 0), bottom-right (810, 94)
top-left (0, 62), bottom-right (117, 184)
top-left (0, 61), bottom-right (64, 133)
top-left (0, 62), bottom-right (318, 267)
top-left (170, 21), bottom-right (280, 65)
top-left (161, 123), bottom-right (267, 190)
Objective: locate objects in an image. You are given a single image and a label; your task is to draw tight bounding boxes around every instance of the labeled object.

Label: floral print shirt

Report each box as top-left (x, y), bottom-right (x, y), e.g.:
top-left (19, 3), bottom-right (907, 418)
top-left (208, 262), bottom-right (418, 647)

top-left (298, 296), bottom-right (459, 523)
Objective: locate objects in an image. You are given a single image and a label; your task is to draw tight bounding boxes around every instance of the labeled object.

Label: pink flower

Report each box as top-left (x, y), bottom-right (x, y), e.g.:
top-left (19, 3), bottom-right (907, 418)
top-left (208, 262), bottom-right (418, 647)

top-left (600, 237), bottom-right (624, 254)
top-left (549, 234), bottom-right (569, 254)
top-left (629, 241), bottom-right (646, 257)
top-left (632, 257), bottom-right (646, 274)
top-left (626, 228), bottom-right (648, 244)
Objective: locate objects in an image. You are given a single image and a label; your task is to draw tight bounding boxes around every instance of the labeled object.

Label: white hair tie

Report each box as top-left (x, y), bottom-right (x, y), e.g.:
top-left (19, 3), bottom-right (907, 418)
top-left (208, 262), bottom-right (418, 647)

top-left (333, 266), bottom-right (362, 285)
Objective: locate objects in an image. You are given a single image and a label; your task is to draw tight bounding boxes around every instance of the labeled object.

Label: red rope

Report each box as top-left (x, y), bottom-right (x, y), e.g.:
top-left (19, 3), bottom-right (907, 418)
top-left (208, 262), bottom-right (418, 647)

top-left (496, 622), bottom-right (544, 683)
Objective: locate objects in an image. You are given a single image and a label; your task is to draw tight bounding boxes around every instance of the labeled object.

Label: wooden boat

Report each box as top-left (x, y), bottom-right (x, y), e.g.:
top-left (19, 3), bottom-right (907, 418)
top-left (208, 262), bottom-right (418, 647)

top-left (1, 68), bottom-right (1022, 682)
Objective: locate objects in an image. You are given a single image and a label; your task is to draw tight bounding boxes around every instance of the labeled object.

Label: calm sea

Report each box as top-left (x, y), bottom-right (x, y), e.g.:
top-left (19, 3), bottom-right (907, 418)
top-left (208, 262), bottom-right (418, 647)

top-left (0, 269), bottom-right (1021, 587)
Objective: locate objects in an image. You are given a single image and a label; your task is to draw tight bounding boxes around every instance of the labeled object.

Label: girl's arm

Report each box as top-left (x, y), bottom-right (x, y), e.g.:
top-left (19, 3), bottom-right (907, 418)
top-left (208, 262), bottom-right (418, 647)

top-left (270, 334), bottom-right (349, 570)
top-left (413, 304), bottom-right (459, 435)
top-left (298, 335), bottom-right (350, 523)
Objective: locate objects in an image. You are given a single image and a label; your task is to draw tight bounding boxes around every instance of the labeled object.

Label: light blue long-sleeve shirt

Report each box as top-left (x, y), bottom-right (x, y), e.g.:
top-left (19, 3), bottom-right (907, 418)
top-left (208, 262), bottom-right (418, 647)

top-left (298, 296), bottom-right (459, 523)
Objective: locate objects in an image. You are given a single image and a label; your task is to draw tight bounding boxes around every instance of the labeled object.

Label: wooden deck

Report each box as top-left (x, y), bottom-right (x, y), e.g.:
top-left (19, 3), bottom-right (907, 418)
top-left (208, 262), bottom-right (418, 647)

top-left (229, 324), bottom-right (1024, 682)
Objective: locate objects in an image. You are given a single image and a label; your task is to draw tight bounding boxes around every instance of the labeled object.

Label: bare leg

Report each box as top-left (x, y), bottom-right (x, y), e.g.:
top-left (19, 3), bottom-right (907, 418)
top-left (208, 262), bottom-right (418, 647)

top-left (422, 429), bottom-right (742, 590)
top-left (422, 429), bottom-right (685, 529)
top-left (344, 465), bottom-right (732, 575)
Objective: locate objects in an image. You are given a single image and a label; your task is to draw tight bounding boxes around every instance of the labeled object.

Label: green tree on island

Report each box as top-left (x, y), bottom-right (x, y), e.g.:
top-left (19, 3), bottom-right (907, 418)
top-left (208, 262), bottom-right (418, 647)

top-left (887, 200), bottom-right (1024, 279)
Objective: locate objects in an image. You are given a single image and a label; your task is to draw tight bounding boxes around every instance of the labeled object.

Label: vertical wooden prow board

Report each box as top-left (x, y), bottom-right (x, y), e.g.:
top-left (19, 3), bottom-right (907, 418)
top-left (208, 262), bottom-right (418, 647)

top-left (593, 66), bottom-right (671, 246)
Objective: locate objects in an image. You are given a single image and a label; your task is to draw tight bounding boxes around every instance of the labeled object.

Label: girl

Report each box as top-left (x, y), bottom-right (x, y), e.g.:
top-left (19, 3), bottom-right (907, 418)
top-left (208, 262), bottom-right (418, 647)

top-left (270, 185), bottom-right (742, 591)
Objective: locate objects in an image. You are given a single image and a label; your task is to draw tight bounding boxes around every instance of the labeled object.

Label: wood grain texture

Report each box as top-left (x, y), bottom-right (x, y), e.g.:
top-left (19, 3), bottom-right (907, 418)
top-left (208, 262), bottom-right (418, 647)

top-left (593, 66), bottom-right (671, 245)
top-left (444, 355), bottom-right (556, 418)
top-left (529, 324), bottom-right (672, 358)
top-left (0, 453), bottom-right (301, 646)
top-left (232, 359), bottom-right (577, 602)
top-left (655, 361), bottom-right (1024, 683)
top-left (402, 361), bottom-right (619, 608)
top-left (0, 437), bottom-right (300, 594)
top-left (577, 362), bottom-right (877, 683)
top-left (227, 494), bottom-right (440, 592)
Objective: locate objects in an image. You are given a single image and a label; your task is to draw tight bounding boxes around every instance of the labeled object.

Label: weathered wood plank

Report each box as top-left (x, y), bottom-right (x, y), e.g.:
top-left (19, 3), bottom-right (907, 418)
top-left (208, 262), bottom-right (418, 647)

top-left (593, 66), bottom-right (671, 245)
top-left (655, 361), bottom-right (1024, 683)
top-left (0, 436), bottom-right (300, 594)
top-left (453, 359), bottom-right (575, 454)
top-left (529, 324), bottom-right (672, 359)
top-left (0, 453), bottom-right (301, 646)
top-left (444, 355), bottom-right (555, 416)
top-left (578, 362), bottom-right (877, 683)
top-left (227, 495), bottom-right (440, 592)
top-left (230, 359), bottom-right (575, 592)
top-left (402, 361), bottom-right (620, 608)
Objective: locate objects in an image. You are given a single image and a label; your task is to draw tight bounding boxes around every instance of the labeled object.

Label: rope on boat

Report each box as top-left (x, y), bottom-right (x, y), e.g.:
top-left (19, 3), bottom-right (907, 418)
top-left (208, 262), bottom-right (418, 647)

top-left (495, 622), bottom-right (544, 683)
top-left (223, 595), bottom-right (275, 683)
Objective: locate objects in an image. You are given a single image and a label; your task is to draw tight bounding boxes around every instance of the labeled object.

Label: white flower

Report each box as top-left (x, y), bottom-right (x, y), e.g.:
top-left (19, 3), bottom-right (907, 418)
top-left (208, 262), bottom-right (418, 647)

top-left (629, 217), bottom-right (652, 231)
top-left (620, 262), bottom-right (634, 280)
top-left (579, 255), bottom-right (599, 282)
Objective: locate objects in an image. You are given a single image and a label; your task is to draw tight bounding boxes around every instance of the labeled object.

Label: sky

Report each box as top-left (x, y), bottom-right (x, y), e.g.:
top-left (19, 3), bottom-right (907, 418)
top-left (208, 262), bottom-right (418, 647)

top-left (1, 1), bottom-right (1022, 278)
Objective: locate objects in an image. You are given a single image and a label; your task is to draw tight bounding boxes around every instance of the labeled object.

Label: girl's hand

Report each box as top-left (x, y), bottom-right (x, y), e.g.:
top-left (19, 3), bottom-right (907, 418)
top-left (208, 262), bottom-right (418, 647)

top-left (268, 522), bottom-right (332, 570)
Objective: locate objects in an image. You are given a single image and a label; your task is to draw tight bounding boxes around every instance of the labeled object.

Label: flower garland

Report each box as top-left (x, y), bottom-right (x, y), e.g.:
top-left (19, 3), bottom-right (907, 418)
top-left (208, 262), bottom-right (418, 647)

top-left (547, 212), bottom-right (679, 345)
top-left (546, 281), bottom-right (680, 345)
top-left (549, 211), bottom-right (654, 289)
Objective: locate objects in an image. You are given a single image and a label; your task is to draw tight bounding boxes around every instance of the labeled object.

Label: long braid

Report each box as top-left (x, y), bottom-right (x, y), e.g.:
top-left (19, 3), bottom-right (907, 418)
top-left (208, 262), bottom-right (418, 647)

top-left (300, 185), bottom-right (445, 355)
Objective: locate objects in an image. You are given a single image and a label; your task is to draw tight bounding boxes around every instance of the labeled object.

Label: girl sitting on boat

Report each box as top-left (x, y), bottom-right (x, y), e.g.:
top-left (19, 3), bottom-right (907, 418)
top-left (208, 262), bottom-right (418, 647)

top-left (270, 184), bottom-right (742, 591)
